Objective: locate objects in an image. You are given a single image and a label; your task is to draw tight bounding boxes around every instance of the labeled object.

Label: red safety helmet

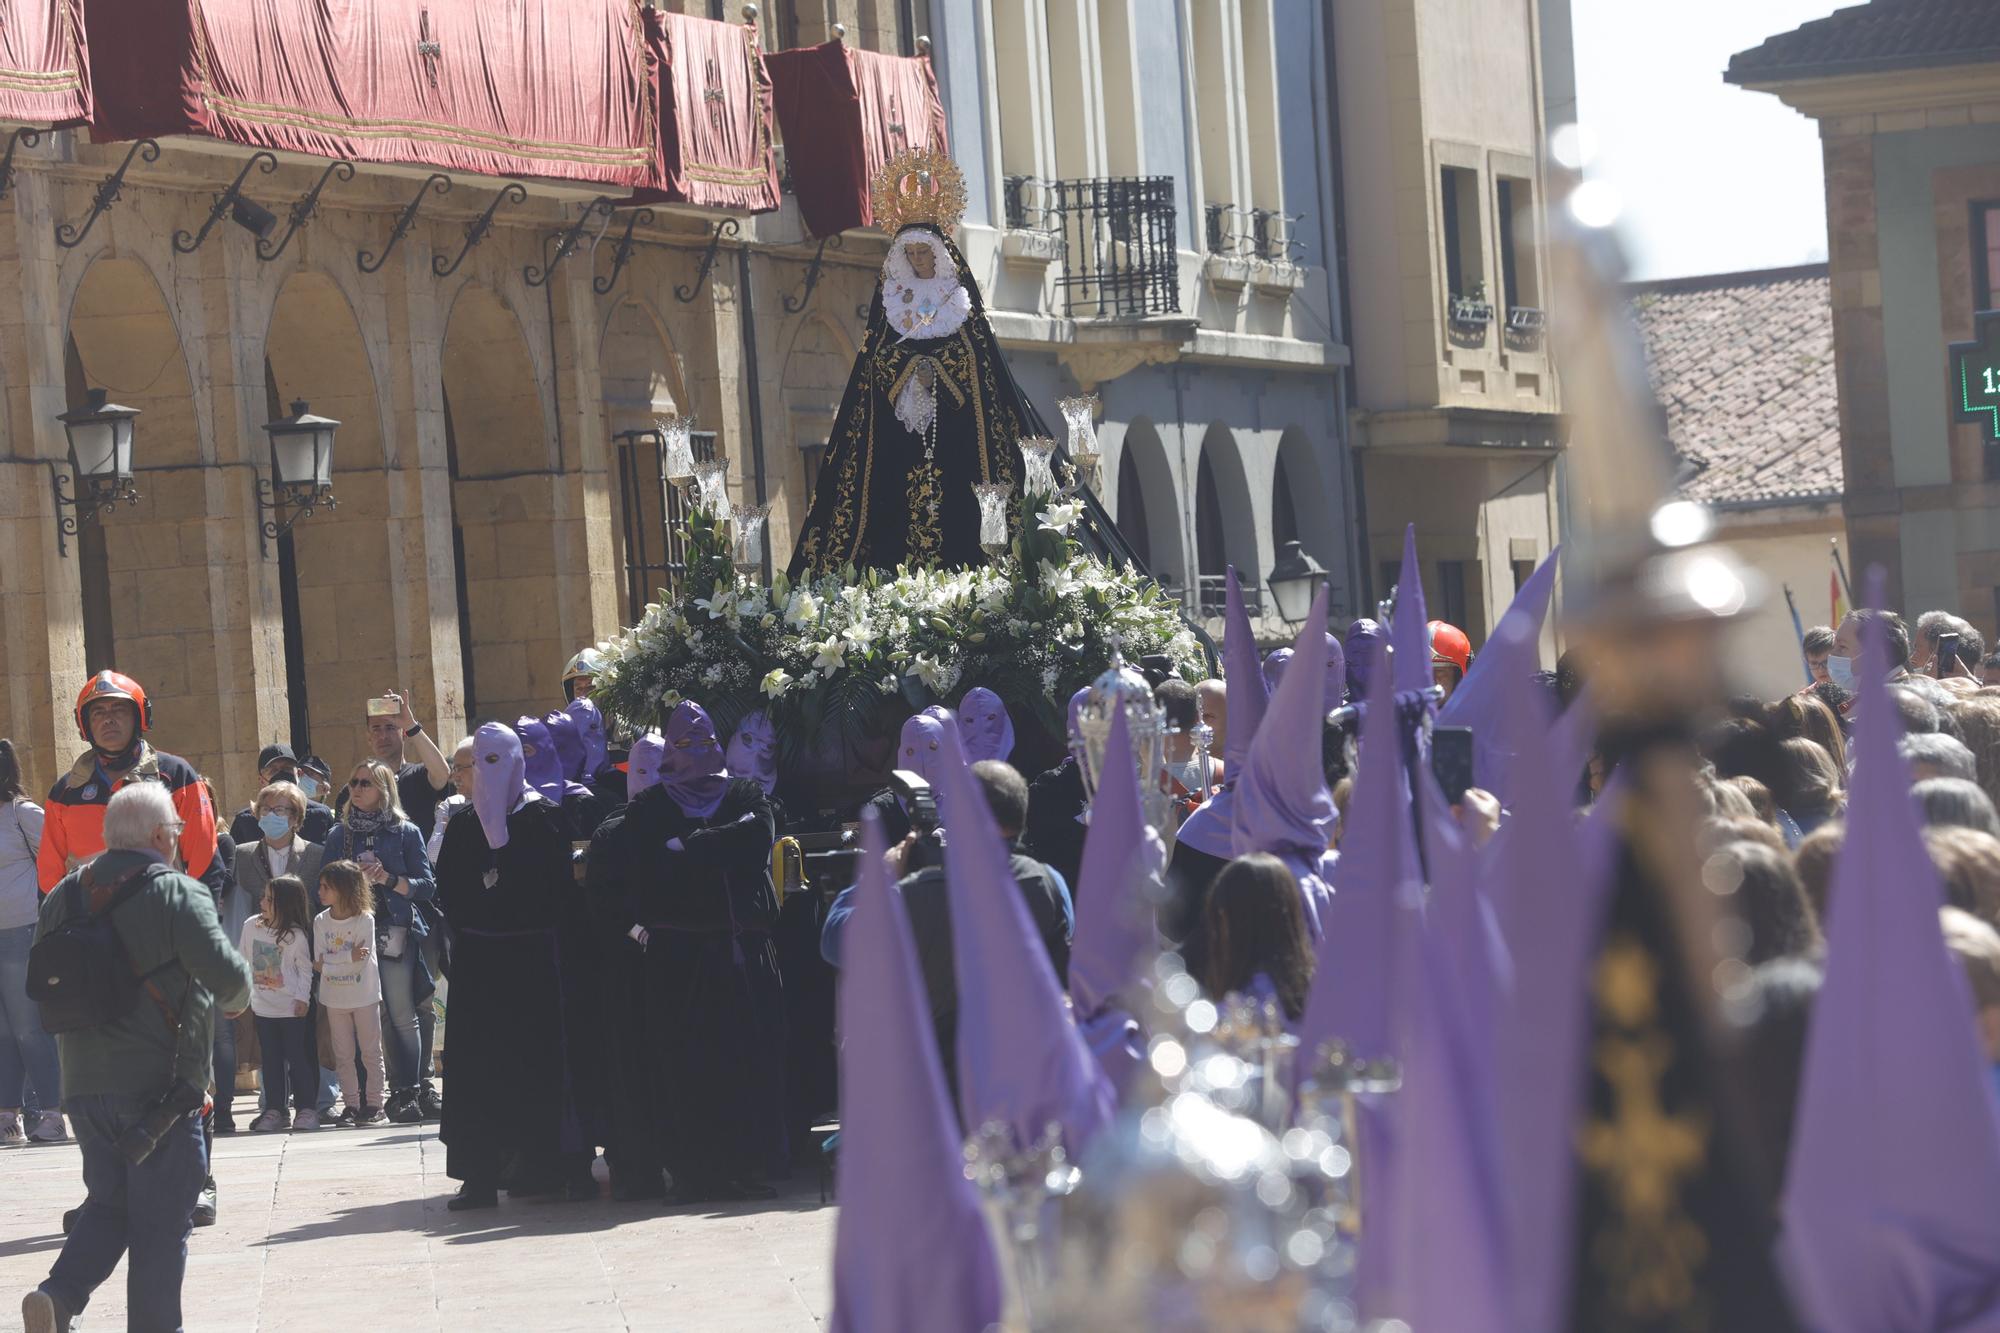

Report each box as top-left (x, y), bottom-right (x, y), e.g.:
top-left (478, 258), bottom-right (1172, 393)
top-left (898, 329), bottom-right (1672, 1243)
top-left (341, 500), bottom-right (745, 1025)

top-left (74, 670), bottom-right (152, 741)
top-left (1428, 621), bottom-right (1472, 676)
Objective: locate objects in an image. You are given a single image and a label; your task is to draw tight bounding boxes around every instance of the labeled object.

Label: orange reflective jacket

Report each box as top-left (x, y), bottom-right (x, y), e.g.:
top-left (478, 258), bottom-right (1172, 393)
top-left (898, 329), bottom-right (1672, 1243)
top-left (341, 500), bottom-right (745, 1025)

top-left (38, 744), bottom-right (217, 892)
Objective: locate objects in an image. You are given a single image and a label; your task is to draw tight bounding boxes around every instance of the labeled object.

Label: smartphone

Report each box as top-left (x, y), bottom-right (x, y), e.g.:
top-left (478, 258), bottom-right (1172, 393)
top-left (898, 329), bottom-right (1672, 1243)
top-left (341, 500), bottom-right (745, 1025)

top-left (366, 695), bottom-right (401, 718)
top-left (1937, 633), bottom-right (1962, 678)
top-left (1431, 726), bottom-right (1475, 807)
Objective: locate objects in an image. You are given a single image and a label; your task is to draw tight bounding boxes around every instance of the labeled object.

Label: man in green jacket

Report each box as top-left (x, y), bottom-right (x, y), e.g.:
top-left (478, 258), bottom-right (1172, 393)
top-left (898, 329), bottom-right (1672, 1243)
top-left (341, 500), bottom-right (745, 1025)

top-left (22, 782), bottom-right (250, 1333)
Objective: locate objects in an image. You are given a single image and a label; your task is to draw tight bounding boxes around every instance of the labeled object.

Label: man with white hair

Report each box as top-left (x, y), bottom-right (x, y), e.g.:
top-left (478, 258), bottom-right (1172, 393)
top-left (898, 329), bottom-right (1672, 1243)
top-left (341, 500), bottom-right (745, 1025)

top-left (23, 783), bottom-right (249, 1333)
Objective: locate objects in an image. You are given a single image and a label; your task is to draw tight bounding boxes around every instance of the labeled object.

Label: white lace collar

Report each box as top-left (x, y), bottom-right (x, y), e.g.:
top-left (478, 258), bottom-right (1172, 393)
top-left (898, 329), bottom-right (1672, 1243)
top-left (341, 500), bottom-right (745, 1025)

top-left (880, 229), bottom-right (971, 342)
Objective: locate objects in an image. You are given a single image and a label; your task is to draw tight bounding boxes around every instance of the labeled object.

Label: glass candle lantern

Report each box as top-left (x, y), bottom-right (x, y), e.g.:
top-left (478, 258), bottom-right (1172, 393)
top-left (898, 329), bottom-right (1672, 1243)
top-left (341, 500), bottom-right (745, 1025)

top-left (973, 482), bottom-right (1012, 553)
top-left (730, 502), bottom-right (771, 572)
top-left (1057, 394), bottom-right (1101, 488)
top-left (657, 414), bottom-right (697, 485)
top-left (693, 459), bottom-right (729, 514)
top-left (1018, 435), bottom-right (1058, 496)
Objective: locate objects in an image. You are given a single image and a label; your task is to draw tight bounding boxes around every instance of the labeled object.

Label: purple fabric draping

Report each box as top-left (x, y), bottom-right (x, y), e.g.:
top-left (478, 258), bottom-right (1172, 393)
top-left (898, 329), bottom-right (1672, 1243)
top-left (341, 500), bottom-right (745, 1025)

top-left (766, 40), bottom-right (947, 237)
top-left (86, 0), bottom-right (659, 187)
top-left (640, 8), bottom-right (778, 211)
top-left (0, 0), bottom-right (89, 126)
top-left (1175, 567), bottom-right (1267, 859)
top-left (1436, 546), bottom-right (1561, 805)
top-left (1069, 707), bottom-right (1162, 1096)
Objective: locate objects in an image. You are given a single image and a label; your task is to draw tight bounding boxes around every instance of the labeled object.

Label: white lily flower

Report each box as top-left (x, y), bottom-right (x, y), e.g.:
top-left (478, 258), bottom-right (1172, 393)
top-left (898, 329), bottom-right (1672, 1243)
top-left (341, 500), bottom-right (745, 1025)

top-left (1040, 500), bottom-right (1083, 533)
top-left (761, 668), bottom-right (794, 698)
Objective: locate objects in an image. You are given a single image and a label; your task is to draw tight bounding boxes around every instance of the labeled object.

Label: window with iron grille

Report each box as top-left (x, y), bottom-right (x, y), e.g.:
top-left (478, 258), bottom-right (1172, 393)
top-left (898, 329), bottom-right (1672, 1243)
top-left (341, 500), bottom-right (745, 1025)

top-left (615, 428), bottom-right (719, 621)
top-left (1051, 176), bottom-right (1181, 319)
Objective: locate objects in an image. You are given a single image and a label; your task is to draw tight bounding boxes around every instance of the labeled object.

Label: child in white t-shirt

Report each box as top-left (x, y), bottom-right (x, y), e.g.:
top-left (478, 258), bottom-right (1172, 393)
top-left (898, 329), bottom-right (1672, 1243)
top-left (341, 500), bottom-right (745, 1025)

top-left (241, 873), bottom-right (318, 1131)
top-left (315, 860), bottom-right (385, 1125)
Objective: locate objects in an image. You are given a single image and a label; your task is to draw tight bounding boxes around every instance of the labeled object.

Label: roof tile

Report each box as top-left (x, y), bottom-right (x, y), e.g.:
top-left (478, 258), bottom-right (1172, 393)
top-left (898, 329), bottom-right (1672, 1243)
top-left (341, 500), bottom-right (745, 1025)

top-left (1728, 0), bottom-right (2000, 84)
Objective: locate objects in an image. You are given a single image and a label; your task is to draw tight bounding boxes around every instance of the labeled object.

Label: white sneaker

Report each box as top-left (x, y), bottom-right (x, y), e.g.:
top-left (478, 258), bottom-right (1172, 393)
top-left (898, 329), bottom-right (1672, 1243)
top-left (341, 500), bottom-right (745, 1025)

top-left (25, 1111), bottom-right (66, 1145)
top-left (0, 1111), bottom-right (23, 1147)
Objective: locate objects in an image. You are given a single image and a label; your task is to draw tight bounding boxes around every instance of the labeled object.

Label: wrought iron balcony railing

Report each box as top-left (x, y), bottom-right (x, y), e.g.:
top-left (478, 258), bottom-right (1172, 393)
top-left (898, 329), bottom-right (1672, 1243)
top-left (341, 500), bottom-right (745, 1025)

top-left (1004, 174), bottom-right (1183, 320)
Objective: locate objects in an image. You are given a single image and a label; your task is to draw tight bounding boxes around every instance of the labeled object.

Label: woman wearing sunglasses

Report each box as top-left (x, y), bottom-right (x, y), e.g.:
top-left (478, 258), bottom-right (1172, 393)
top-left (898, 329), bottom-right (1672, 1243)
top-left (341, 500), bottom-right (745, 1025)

top-left (320, 759), bottom-right (438, 1125)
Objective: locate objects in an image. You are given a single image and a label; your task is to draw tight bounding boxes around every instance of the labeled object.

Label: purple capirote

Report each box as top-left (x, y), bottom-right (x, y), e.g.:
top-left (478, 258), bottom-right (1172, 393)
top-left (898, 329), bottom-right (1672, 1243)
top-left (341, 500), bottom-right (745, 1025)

top-left (471, 722), bottom-right (527, 850)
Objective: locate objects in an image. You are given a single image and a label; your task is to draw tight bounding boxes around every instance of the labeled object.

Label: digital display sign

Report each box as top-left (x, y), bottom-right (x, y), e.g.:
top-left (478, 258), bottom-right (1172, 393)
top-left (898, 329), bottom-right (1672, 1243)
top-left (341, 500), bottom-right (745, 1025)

top-left (1950, 310), bottom-right (2000, 441)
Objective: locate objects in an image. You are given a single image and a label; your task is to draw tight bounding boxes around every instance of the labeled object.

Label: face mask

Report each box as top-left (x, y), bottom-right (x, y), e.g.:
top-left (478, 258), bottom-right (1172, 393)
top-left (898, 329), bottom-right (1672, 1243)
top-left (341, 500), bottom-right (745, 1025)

top-left (297, 774), bottom-right (321, 799)
top-left (257, 812), bottom-right (293, 842)
top-left (1826, 654), bottom-right (1857, 691)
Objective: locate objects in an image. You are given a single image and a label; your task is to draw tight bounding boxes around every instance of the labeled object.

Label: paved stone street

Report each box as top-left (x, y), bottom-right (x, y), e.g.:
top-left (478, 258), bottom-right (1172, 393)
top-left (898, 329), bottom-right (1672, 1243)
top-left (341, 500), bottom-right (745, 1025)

top-left (0, 1124), bottom-right (833, 1330)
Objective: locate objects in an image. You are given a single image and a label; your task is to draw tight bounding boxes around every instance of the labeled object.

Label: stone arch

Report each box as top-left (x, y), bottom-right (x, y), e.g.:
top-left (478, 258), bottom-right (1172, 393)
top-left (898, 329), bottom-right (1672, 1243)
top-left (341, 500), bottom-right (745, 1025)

top-left (1112, 417), bottom-right (1185, 595)
top-left (598, 296), bottom-right (692, 621)
top-left (264, 268), bottom-right (392, 766)
top-left (1193, 423), bottom-right (1258, 611)
top-left (779, 312), bottom-right (856, 547)
top-left (1274, 426), bottom-right (1340, 574)
top-left (441, 282), bottom-right (563, 724)
top-left (63, 255), bottom-right (223, 779)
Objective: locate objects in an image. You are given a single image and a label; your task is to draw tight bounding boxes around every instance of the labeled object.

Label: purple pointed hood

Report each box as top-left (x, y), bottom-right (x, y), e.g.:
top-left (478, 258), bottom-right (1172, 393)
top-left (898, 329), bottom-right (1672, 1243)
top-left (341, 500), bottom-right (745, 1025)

top-left (830, 809), bottom-right (1002, 1333)
top-left (1345, 618), bottom-right (1385, 699)
top-left (1070, 707), bottom-right (1163, 1094)
top-left (957, 687), bottom-right (1015, 763)
top-left (895, 710), bottom-right (950, 785)
top-left (1231, 584), bottom-right (1338, 934)
top-left (1390, 526), bottom-right (1433, 699)
top-left (662, 700), bottom-right (730, 819)
top-left (564, 697), bottom-right (610, 776)
top-left (541, 708), bottom-right (594, 796)
top-left (1177, 567), bottom-right (1268, 859)
top-left (625, 732), bottom-right (666, 800)
top-left (1297, 615), bottom-right (1419, 1068)
top-left (1065, 685), bottom-right (1092, 744)
top-left (1782, 568), bottom-right (2000, 1333)
top-left (471, 722), bottom-right (527, 850)
top-left (1437, 548), bottom-right (1561, 805)
top-left (938, 721), bottom-right (1116, 1150)
top-left (724, 710), bottom-right (779, 797)
top-left (516, 716), bottom-right (566, 805)
top-left (1260, 647), bottom-right (1292, 694)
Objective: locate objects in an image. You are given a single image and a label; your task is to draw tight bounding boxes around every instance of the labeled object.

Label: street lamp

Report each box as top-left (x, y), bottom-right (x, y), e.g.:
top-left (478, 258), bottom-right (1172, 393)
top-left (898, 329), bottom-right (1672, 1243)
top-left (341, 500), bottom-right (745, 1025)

top-left (51, 388), bottom-right (141, 557)
top-left (1267, 540), bottom-right (1328, 625)
top-left (257, 399), bottom-right (339, 554)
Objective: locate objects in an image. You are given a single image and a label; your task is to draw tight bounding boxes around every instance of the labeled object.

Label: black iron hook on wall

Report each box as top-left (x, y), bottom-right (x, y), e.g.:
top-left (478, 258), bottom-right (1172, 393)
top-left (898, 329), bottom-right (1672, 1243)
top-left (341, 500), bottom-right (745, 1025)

top-left (673, 216), bottom-right (740, 304)
top-left (256, 159), bottom-right (355, 262)
top-left (432, 181), bottom-right (528, 279)
top-left (592, 206), bottom-right (655, 296)
top-left (0, 127), bottom-right (42, 205)
top-left (781, 232), bottom-right (843, 314)
top-left (172, 150), bottom-right (279, 253)
top-left (525, 196), bottom-right (617, 288)
top-left (54, 138), bottom-right (160, 249)
top-left (358, 173), bottom-right (452, 274)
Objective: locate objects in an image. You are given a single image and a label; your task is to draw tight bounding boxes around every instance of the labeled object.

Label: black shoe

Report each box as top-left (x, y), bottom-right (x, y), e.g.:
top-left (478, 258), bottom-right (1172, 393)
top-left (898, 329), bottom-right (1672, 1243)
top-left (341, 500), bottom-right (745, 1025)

top-left (58, 1207), bottom-right (77, 1236)
top-left (446, 1184), bottom-right (497, 1212)
top-left (211, 1113), bottom-right (237, 1136)
top-left (326, 1107), bottom-right (356, 1128)
top-left (192, 1177), bottom-right (218, 1227)
top-left (386, 1090), bottom-right (424, 1125)
top-left (417, 1081), bottom-right (443, 1121)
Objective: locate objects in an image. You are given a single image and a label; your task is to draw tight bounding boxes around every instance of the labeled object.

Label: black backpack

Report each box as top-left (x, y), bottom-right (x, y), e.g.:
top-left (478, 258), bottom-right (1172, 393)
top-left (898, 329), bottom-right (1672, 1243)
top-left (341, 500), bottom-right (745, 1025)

top-left (27, 862), bottom-right (177, 1036)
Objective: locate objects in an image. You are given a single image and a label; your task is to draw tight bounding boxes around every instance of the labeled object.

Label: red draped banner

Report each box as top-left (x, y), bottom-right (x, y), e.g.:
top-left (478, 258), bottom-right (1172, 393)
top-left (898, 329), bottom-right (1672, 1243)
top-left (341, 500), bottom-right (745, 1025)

top-left (638, 9), bottom-right (778, 212)
top-left (0, 0), bottom-right (90, 126)
top-left (767, 42), bottom-right (948, 237)
top-left (83, 0), bottom-right (659, 188)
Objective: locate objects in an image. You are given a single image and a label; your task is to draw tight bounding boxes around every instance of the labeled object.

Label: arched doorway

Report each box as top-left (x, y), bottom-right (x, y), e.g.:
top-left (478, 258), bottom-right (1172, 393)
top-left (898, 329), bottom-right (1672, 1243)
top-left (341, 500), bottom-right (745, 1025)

top-left (599, 297), bottom-right (690, 622)
top-left (64, 257), bottom-right (215, 776)
top-left (1274, 427), bottom-right (1340, 578)
top-left (1113, 417), bottom-right (1185, 596)
top-left (264, 270), bottom-right (389, 767)
top-left (779, 313), bottom-right (856, 560)
top-left (441, 284), bottom-right (560, 725)
top-left (1193, 424), bottom-right (1258, 615)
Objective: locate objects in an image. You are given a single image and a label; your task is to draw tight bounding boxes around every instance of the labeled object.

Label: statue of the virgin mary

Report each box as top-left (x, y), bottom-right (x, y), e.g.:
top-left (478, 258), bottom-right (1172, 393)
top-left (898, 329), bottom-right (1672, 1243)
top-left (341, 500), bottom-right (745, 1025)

top-left (787, 149), bottom-right (1041, 577)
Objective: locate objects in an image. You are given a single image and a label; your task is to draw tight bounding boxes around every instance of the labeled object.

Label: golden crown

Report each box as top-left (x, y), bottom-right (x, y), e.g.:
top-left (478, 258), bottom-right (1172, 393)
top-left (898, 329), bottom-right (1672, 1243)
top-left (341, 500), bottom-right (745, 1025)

top-left (869, 147), bottom-right (966, 235)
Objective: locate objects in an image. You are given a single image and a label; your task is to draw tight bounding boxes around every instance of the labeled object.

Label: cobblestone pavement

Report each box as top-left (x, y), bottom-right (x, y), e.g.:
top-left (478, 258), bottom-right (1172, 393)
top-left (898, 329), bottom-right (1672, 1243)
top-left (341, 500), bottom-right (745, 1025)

top-left (0, 1122), bottom-right (833, 1331)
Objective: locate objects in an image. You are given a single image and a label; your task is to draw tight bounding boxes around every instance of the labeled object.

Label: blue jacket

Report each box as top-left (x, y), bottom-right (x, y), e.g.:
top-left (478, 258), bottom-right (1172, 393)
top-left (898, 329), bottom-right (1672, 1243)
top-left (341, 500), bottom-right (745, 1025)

top-left (320, 819), bottom-right (436, 935)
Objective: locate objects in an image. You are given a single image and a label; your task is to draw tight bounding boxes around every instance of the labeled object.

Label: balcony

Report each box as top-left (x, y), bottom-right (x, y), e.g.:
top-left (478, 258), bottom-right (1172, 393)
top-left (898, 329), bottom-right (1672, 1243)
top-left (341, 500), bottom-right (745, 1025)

top-left (1202, 203), bottom-right (1306, 296)
top-left (1003, 174), bottom-right (1183, 319)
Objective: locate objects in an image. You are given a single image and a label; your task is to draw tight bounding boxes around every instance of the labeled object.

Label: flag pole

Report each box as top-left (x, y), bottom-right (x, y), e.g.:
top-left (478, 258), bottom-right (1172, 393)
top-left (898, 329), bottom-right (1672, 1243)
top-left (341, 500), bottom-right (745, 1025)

top-left (1783, 583), bottom-right (1812, 687)
top-left (1831, 537), bottom-right (1855, 607)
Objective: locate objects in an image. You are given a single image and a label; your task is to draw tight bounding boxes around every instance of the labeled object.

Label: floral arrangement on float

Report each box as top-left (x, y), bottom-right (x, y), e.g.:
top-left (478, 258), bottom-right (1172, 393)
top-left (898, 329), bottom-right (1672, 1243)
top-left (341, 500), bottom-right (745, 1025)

top-left (590, 491), bottom-right (1205, 765)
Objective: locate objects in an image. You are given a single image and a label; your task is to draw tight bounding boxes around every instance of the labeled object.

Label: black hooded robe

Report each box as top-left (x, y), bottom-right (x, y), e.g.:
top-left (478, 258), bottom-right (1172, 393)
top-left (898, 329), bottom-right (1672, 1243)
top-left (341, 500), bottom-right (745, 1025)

top-left (625, 779), bottom-right (788, 1196)
top-left (435, 798), bottom-right (605, 1191)
top-left (787, 226), bottom-right (1027, 577)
